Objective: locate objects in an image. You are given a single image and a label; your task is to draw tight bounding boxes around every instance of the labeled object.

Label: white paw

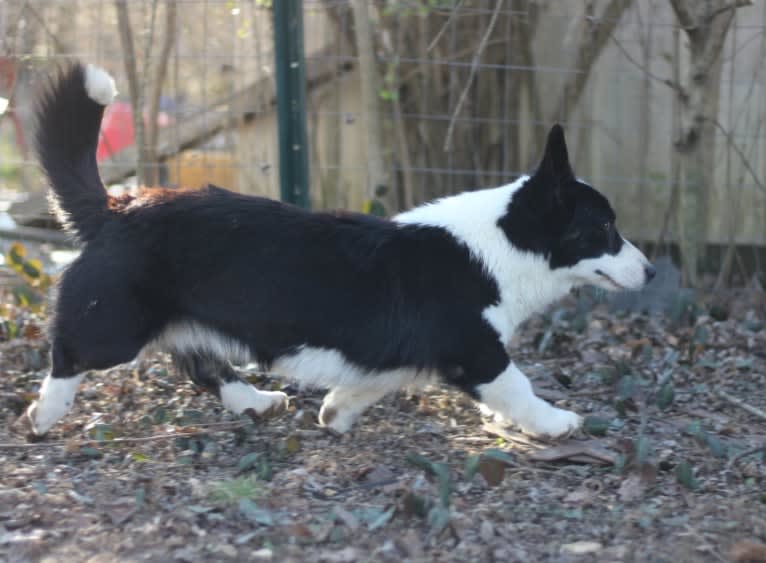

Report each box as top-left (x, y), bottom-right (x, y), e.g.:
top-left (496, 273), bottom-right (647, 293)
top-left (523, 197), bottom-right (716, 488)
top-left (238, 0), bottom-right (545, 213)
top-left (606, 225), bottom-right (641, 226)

top-left (257, 390), bottom-right (289, 416)
top-left (27, 396), bottom-right (71, 436)
top-left (27, 374), bottom-right (83, 436)
top-left (519, 407), bottom-right (582, 439)
top-left (27, 401), bottom-right (55, 436)
top-left (318, 404), bottom-right (357, 434)
top-left (220, 382), bottom-right (288, 416)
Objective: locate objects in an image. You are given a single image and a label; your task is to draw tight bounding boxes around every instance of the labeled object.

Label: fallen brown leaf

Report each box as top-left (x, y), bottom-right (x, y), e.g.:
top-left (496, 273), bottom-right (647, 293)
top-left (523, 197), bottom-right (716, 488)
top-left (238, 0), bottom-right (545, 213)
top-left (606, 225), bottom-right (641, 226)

top-left (731, 540), bottom-right (766, 562)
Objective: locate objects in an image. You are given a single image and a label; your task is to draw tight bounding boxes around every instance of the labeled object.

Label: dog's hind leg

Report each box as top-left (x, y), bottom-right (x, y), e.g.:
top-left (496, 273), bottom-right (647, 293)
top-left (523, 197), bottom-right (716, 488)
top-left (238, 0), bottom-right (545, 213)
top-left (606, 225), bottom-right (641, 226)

top-left (318, 379), bottom-right (404, 434)
top-left (172, 353), bottom-right (288, 417)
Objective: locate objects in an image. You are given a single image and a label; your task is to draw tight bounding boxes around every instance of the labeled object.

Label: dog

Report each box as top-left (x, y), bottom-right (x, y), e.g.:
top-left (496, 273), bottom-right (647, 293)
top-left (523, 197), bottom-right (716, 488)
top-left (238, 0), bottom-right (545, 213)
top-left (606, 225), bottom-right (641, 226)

top-left (26, 63), bottom-right (655, 438)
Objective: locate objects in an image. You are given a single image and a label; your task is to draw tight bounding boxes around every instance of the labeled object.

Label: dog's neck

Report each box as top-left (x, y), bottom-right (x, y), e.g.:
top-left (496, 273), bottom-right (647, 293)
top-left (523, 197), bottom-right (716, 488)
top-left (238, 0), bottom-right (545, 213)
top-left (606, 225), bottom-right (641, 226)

top-left (395, 178), bottom-right (573, 331)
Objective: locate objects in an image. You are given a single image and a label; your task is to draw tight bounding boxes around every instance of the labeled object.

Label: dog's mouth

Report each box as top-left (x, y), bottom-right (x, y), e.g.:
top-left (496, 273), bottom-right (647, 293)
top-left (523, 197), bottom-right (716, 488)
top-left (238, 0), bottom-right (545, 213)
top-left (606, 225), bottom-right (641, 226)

top-left (595, 269), bottom-right (627, 290)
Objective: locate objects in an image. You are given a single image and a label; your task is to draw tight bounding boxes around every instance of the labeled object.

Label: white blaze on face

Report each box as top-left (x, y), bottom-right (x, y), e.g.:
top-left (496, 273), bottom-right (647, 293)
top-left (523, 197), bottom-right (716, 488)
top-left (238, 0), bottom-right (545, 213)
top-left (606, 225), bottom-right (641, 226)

top-left (569, 237), bottom-right (652, 291)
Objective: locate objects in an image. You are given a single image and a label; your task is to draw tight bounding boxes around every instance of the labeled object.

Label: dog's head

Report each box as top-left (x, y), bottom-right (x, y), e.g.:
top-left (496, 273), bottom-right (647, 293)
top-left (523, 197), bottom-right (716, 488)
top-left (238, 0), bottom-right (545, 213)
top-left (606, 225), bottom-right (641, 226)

top-left (499, 125), bottom-right (654, 291)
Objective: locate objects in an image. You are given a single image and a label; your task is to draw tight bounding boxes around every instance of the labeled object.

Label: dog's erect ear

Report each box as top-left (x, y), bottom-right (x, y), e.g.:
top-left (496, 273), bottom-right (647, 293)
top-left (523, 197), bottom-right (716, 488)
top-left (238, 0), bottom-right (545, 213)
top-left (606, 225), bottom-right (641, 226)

top-left (534, 124), bottom-right (575, 185)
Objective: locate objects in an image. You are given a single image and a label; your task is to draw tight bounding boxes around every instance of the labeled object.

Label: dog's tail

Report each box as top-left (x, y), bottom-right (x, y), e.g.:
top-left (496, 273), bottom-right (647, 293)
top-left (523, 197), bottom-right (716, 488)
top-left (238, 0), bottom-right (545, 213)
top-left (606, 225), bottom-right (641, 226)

top-left (35, 63), bottom-right (116, 242)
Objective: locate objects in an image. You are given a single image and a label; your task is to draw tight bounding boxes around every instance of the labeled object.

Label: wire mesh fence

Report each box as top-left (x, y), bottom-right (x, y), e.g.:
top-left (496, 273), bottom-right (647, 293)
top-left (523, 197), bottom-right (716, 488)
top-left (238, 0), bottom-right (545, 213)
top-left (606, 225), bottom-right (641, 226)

top-left (0, 0), bottom-right (765, 285)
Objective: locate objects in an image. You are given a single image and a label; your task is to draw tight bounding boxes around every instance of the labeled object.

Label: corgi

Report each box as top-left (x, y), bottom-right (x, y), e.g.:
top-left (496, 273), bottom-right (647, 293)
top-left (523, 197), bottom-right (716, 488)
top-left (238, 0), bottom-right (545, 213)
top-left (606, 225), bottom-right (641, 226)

top-left (27, 63), bottom-right (654, 438)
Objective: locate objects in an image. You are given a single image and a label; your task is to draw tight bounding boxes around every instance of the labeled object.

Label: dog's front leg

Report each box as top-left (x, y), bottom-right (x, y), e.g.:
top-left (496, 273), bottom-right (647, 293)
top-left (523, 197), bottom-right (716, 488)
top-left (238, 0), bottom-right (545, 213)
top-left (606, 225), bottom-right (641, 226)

top-left (476, 362), bottom-right (581, 439)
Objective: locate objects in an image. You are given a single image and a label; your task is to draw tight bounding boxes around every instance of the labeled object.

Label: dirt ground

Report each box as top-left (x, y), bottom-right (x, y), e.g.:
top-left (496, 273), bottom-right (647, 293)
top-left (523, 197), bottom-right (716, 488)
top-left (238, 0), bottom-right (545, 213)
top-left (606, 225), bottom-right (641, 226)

top-left (2, 288), bottom-right (766, 563)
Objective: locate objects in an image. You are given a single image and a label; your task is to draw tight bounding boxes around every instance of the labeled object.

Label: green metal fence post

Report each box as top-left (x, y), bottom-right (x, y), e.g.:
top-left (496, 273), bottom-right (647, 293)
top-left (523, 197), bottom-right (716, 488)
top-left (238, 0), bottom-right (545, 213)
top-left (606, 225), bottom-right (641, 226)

top-left (273, 0), bottom-right (310, 208)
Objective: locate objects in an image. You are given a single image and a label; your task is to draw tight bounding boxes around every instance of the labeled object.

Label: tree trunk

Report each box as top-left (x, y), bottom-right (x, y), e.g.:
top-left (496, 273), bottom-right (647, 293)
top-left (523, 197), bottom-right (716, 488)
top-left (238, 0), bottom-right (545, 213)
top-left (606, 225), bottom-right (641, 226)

top-left (669, 0), bottom-right (740, 285)
top-left (350, 0), bottom-right (395, 214)
top-left (144, 1), bottom-right (177, 187)
top-left (554, 0), bottom-right (633, 123)
top-left (115, 0), bottom-right (177, 188)
top-left (115, 0), bottom-right (148, 187)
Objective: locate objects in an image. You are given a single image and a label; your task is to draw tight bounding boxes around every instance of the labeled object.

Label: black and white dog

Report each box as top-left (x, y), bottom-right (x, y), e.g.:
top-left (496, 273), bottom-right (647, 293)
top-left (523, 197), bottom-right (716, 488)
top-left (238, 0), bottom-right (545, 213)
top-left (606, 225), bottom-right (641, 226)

top-left (27, 63), bottom-right (655, 438)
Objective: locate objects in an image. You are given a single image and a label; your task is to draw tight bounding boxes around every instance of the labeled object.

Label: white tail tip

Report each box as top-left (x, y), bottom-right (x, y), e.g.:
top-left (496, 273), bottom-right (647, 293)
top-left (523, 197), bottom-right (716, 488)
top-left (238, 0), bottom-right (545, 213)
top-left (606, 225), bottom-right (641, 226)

top-left (84, 64), bottom-right (117, 106)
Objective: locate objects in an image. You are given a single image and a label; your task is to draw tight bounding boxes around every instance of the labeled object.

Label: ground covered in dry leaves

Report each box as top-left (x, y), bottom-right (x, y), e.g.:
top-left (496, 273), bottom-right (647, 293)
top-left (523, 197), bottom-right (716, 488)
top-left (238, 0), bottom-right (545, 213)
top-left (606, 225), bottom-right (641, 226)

top-left (2, 267), bottom-right (766, 562)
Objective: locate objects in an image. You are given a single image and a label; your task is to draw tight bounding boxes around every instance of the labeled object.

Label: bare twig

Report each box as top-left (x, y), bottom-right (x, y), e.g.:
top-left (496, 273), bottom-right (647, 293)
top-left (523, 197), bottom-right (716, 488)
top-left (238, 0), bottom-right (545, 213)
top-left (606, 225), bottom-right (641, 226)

top-left (443, 0), bottom-right (501, 152)
top-left (426, 0), bottom-right (464, 52)
top-left (610, 34), bottom-right (680, 94)
top-left (716, 389), bottom-right (766, 421)
top-left (0, 420), bottom-right (250, 449)
top-left (0, 225), bottom-right (74, 246)
top-left (1, 1), bottom-right (31, 55)
top-left (706, 118), bottom-right (766, 194)
top-left (22, 3), bottom-right (67, 54)
top-left (727, 443), bottom-right (766, 468)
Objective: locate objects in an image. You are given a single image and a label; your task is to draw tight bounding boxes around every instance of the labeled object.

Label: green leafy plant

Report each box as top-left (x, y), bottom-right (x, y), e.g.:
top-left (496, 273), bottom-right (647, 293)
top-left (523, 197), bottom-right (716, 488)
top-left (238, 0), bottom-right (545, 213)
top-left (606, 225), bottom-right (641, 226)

top-left (208, 475), bottom-right (262, 504)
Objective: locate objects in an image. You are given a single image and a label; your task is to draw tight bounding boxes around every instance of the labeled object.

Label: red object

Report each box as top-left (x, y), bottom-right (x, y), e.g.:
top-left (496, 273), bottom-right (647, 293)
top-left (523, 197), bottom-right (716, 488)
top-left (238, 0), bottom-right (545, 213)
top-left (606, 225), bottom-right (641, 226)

top-left (96, 102), bottom-right (135, 161)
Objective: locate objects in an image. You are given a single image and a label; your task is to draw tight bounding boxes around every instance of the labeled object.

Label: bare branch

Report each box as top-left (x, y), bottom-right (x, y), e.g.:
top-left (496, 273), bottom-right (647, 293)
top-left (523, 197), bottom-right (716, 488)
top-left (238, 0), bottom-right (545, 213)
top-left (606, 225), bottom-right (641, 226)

top-left (319, 0), bottom-right (357, 55)
top-left (707, 118), bottom-right (766, 194)
top-left (23, 3), bottom-right (67, 54)
top-left (716, 388), bottom-right (766, 421)
top-left (706, 0), bottom-right (753, 24)
top-left (443, 0), bottom-right (502, 152)
top-left (427, 0), bottom-right (464, 53)
top-left (555, 0), bottom-right (633, 123)
top-left (610, 34), bottom-right (681, 94)
top-left (727, 444), bottom-right (766, 468)
top-left (697, 6), bottom-right (737, 74)
top-left (668, 0), bottom-right (698, 37)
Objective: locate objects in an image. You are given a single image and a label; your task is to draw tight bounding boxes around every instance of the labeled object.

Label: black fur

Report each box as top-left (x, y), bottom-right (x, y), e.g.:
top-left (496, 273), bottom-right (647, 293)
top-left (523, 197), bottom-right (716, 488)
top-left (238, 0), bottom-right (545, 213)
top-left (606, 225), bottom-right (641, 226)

top-left (37, 65), bottom-right (508, 398)
top-left (498, 125), bottom-right (624, 268)
top-left (172, 353), bottom-right (243, 395)
top-left (31, 62), bottom-right (659, 440)
top-left (35, 64), bottom-right (110, 242)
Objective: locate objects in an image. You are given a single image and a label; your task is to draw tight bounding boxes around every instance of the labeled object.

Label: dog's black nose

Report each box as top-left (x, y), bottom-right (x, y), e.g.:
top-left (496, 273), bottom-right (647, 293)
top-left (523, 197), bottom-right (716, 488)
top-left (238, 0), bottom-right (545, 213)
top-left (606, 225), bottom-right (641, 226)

top-left (644, 264), bottom-right (656, 283)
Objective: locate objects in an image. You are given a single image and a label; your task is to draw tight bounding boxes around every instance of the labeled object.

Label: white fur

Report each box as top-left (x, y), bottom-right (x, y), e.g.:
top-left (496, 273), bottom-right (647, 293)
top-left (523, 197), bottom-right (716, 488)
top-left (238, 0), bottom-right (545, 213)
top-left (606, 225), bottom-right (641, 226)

top-left (272, 346), bottom-right (431, 390)
top-left (319, 385), bottom-right (393, 433)
top-left (570, 237), bottom-right (650, 291)
top-left (396, 177), bottom-right (649, 436)
top-left (157, 329), bottom-right (432, 432)
top-left (476, 363), bottom-right (581, 437)
top-left (29, 176), bottom-right (646, 437)
top-left (26, 374), bottom-right (85, 435)
top-left (273, 345), bottom-right (436, 433)
top-left (153, 321), bottom-right (251, 363)
top-left (219, 381), bottom-right (287, 415)
top-left (84, 64), bottom-right (117, 106)
top-left (395, 176), bottom-right (651, 336)
top-left (396, 177), bottom-right (577, 343)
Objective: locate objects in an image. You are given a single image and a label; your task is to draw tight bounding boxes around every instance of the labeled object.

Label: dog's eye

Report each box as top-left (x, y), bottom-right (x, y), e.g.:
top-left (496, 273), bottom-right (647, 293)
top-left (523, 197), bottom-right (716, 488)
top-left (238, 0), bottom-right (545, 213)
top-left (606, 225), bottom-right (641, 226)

top-left (603, 222), bottom-right (611, 231)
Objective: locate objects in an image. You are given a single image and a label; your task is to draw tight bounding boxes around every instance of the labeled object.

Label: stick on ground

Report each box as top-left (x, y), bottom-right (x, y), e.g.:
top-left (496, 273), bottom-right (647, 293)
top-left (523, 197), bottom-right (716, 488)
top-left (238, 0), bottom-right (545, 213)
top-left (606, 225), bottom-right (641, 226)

top-left (716, 389), bottom-right (766, 421)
